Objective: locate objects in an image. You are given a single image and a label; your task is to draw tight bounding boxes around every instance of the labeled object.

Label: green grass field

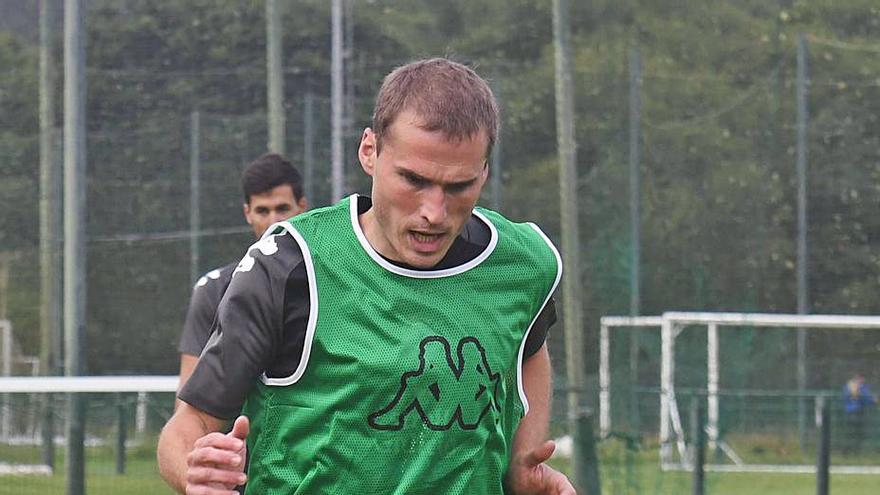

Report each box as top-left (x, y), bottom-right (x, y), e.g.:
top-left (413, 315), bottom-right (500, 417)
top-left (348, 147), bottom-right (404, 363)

top-left (1, 441), bottom-right (877, 494)
top-left (0, 464), bottom-right (172, 495)
top-left (549, 439), bottom-right (880, 495)
top-left (0, 442), bottom-right (174, 495)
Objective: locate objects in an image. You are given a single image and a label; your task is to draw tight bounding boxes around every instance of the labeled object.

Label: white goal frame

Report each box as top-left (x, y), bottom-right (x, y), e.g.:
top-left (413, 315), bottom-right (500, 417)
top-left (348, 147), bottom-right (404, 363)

top-left (599, 312), bottom-right (880, 475)
top-left (0, 320), bottom-right (39, 442)
top-left (0, 374), bottom-right (178, 475)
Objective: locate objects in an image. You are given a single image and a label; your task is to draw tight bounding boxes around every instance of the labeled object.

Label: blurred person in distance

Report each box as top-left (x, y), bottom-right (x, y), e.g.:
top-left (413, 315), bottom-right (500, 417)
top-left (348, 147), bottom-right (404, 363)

top-left (842, 372), bottom-right (877, 453)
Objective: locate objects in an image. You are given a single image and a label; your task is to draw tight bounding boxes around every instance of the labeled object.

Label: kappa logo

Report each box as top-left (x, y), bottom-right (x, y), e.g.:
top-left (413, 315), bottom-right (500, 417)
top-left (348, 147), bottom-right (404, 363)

top-left (368, 336), bottom-right (501, 431)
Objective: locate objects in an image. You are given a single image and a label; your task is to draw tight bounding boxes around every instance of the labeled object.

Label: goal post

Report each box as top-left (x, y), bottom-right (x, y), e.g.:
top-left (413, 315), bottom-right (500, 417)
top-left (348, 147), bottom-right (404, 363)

top-left (1, 319), bottom-right (9, 443)
top-left (600, 311), bottom-right (880, 475)
top-left (598, 316), bottom-right (662, 438)
top-left (1, 319), bottom-right (42, 442)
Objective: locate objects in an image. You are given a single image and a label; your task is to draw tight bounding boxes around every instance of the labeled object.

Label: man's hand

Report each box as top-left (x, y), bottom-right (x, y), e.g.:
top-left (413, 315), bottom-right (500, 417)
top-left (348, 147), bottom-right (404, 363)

top-left (184, 415), bottom-right (249, 495)
top-left (506, 440), bottom-right (576, 495)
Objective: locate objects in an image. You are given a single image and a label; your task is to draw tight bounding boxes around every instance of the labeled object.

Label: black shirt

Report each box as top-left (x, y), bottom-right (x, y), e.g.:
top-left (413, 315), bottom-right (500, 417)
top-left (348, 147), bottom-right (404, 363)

top-left (179, 262), bottom-right (238, 357)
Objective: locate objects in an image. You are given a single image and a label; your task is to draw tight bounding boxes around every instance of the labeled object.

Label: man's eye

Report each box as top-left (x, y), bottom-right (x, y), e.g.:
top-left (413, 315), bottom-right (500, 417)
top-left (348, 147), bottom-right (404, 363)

top-left (446, 183), bottom-right (471, 194)
top-left (405, 175), bottom-right (427, 188)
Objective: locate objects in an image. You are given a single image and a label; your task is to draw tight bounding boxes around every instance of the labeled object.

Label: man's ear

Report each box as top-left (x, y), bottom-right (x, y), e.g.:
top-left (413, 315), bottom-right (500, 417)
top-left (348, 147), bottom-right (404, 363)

top-left (242, 203), bottom-right (253, 225)
top-left (358, 128), bottom-right (377, 177)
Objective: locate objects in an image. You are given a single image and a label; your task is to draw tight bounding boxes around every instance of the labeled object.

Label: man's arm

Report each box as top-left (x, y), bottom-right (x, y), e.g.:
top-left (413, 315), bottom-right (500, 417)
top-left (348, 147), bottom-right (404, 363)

top-left (158, 403), bottom-right (248, 494)
top-left (175, 354), bottom-right (199, 411)
top-left (514, 344), bottom-right (552, 451)
top-left (506, 344), bottom-right (576, 495)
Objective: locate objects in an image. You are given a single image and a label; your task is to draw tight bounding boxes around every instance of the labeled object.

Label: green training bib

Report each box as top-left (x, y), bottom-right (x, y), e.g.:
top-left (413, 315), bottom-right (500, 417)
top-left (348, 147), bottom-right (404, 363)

top-left (242, 195), bottom-right (560, 495)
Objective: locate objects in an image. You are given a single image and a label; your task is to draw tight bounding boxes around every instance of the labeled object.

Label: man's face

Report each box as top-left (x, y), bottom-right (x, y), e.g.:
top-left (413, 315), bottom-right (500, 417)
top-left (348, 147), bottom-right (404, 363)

top-left (243, 183), bottom-right (307, 238)
top-left (357, 110), bottom-right (489, 268)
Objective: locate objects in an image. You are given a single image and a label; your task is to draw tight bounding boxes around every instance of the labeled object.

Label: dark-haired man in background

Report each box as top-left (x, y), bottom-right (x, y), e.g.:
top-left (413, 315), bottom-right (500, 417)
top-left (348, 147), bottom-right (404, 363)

top-left (177, 153), bottom-right (308, 397)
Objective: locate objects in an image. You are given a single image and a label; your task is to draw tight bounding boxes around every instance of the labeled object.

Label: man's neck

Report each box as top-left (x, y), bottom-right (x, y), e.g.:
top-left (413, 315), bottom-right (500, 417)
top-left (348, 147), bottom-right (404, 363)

top-left (355, 195), bottom-right (489, 271)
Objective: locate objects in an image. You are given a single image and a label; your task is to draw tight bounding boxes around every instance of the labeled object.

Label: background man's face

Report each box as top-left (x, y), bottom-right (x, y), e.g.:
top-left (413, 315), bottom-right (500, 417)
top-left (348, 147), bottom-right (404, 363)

top-left (243, 184), bottom-right (307, 238)
top-left (358, 110), bottom-right (489, 268)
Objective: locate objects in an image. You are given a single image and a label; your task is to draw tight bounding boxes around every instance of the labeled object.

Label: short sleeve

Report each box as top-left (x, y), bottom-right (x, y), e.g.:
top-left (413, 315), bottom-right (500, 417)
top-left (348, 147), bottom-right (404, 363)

top-left (178, 263), bottom-right (236, 357)
top-left (178, 232), bottom-right (306, 420)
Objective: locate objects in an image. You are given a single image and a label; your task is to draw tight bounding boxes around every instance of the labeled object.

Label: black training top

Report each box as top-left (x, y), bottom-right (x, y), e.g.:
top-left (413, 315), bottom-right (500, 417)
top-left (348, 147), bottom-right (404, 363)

top-left (180, 196), bottom-right (557, 419)
top-left (179, 261), bottom-right (238, 357)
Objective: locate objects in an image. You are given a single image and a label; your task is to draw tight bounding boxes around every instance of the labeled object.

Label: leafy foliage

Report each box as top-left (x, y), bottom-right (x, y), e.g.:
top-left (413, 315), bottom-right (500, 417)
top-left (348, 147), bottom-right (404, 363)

top-left (0, 0), bottom-right (879, 378)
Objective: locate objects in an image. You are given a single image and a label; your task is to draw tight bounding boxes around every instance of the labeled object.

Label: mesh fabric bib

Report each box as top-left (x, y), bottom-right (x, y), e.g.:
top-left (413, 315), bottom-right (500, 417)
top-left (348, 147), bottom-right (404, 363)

top-left (242, 195), bottom-right (561, 495)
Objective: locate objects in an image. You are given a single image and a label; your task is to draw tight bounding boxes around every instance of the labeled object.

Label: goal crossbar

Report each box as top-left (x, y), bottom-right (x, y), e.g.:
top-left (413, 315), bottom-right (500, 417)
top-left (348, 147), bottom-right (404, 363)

top-left (0, 375), bottom-right (179, 393)
top-left (662, 312), bottom-right (880, 328)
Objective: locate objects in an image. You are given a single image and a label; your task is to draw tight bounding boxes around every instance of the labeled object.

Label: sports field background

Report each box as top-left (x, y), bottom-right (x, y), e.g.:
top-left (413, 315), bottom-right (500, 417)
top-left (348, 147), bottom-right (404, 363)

top-left (1, 1), bottom-right (880, 493)
top-left (0, 437), bottom-right (877, 495)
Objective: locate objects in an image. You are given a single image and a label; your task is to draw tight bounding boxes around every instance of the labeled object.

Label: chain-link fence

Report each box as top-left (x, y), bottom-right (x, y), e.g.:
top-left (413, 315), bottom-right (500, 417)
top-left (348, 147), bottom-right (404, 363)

top-left (2, 1), bottom-right (880, 493)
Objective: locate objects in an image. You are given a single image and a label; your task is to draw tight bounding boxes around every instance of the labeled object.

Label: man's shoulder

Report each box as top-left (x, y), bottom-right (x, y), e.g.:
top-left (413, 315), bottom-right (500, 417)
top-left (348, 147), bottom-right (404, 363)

top-left (288, 197), bottom-right (351, 226)
top-left (475, 209), bottom-right (560, 288)
top-left (477, 208), bottom-right (557, 256)
top-left (232, 228), bottom-right (307, 282)
top-left (185, 261), bottom-right (238, 321)
top-left (193, 261), bottom-right (238, 291)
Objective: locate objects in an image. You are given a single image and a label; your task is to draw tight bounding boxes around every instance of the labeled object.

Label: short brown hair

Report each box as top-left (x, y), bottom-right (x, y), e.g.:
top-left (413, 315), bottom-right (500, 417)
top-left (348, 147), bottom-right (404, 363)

top-left (372, 58), bottom-right (498, 158)
top-left (241, 153), bottom-right (304, 204)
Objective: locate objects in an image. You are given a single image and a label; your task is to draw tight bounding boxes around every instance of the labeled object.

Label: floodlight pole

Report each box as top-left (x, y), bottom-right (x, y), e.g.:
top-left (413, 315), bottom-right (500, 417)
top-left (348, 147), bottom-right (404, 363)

top-left (343, 0), bottom-right (355, 142)
top-left (64, 0), bottom-right (87, 493)
top-left (491, 75), bottom-right (503, 211)
top-left (628, 47), bottom-right (642, 431)
top-left (189, 111), bottom-right (201, 284)
top-left (303, 89), bottom-right (317, 204)
top-left (266, 0), bottom-right (285, 154)
top-left (628, 47), bottom-right (641, 319)
top-left (795, 32), bottom-right (809, 452)
top-left (39, 0), bottom-right (62, 470)
top-left (303, 92), bottom-right (315, 204)
top-left (552, 0), bottom-right (595, 492)
top-left (330, 0), bottom-right (344, 200)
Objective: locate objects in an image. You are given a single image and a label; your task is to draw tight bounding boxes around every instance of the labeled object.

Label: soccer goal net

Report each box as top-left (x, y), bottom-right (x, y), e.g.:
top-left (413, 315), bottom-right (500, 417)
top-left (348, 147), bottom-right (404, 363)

top-left (0, 374), bottom-right (177, 493)
top-left (600, 312), bottom-right (880, 475)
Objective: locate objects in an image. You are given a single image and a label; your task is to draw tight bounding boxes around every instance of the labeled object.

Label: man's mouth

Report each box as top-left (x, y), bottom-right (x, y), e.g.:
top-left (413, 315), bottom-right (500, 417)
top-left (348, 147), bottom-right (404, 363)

top-left (409, 231), bottom-right (445, 252)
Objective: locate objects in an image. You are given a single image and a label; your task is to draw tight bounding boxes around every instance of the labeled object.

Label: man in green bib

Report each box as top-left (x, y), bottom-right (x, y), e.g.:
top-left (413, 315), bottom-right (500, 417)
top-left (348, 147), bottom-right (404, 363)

top-left (159, 58), bottom-right (575, 495)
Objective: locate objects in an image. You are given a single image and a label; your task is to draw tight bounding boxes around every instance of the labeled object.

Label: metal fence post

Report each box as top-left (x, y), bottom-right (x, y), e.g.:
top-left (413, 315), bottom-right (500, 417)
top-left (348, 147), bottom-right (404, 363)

top-left (576, 409), bottom-right (602, 495)
top-left (116, 393), bottom-right (127, 475)
top-left (691, 398), bottom-right (705, 495)
top-left (816, 396), bottom-right (830, 495)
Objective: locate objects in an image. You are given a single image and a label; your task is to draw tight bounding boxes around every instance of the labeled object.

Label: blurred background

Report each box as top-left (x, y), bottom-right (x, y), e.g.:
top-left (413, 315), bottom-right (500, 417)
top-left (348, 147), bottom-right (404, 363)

top-left (1, 0), bottom-right (879, 494)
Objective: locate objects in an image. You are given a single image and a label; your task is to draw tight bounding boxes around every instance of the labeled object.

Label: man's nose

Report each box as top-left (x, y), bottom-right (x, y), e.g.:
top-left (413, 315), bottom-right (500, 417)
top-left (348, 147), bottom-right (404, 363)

top-left (269, 211), bottom-right (289, 224)
top-left (419, 187), bottom-right (447, 225)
